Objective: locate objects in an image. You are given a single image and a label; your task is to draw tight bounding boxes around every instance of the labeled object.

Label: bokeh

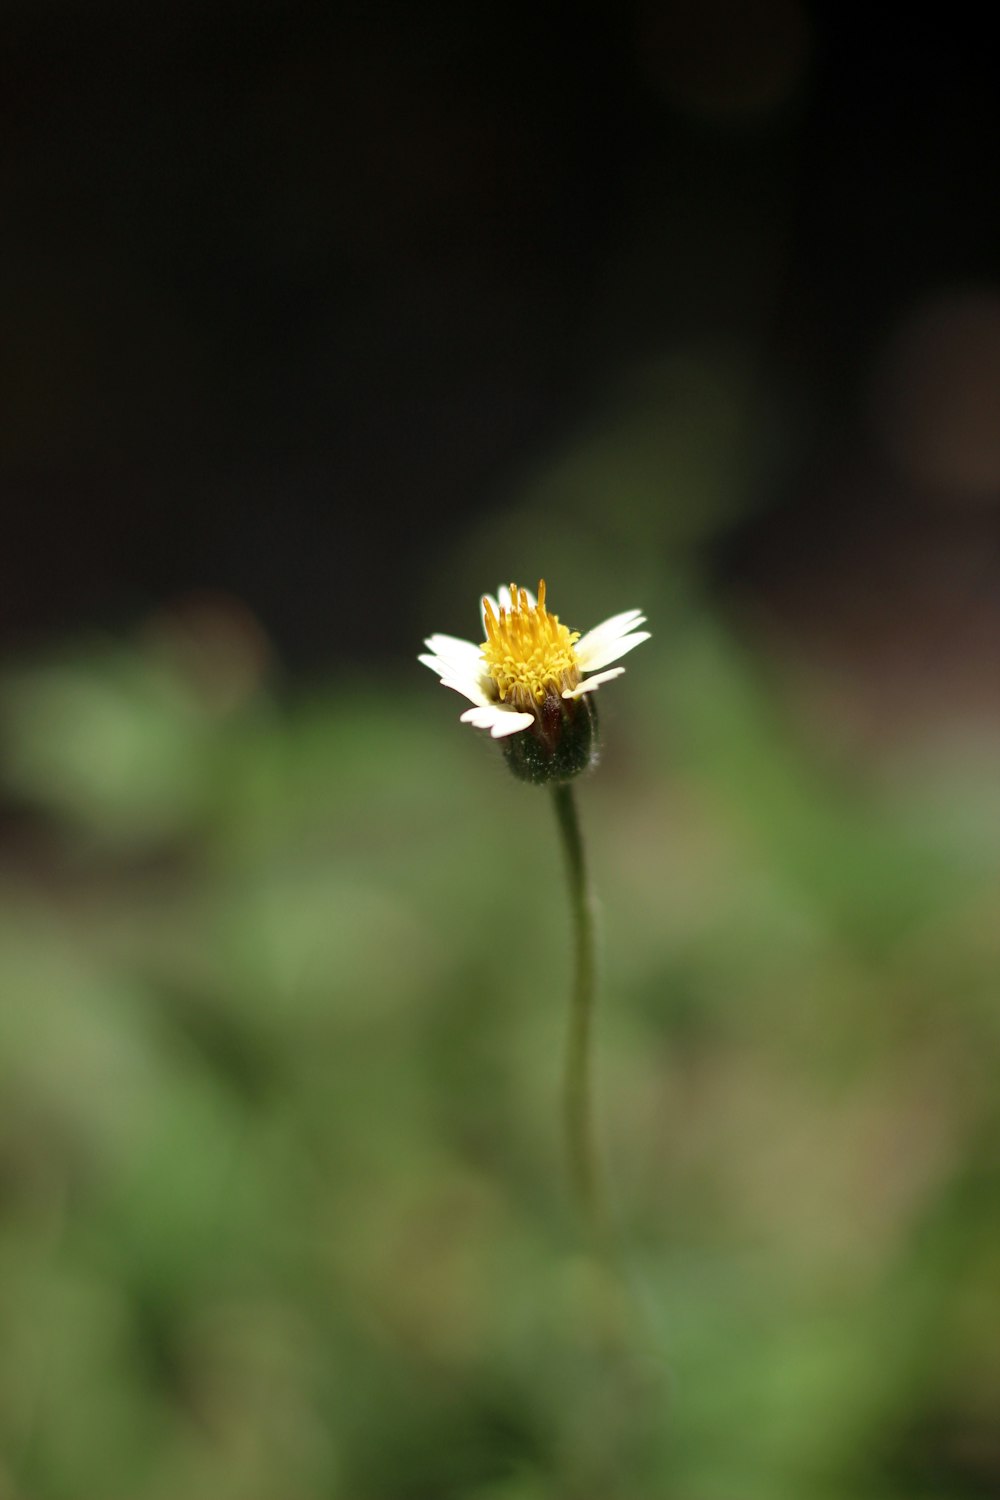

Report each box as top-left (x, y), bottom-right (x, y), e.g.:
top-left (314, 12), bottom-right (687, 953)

top-left (2, 5), bottom-right (999, 1498)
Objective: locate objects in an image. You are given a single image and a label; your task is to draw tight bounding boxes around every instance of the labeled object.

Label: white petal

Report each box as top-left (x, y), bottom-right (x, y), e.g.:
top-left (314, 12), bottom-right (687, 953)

top-left (575, 629), bottom-right (650, 673)
top-left (489, 711), bottom-right (535, 738)
top-left (423, 633), bottom-right (482, 666)
top-left (417, 651), bottom-right (478, 682)
top-left (574, 609), bottom-right (646, 667)
top-left (417, 652), bottom-right (448, 676)
top-left (419, 654), bottom-right (491, 706)
top-left (563, 667), bottom-right (625, 698)
top-left (441, 676), bottom-right (492, 706)
top-left (460, 704), bottom-right (499, 728)
top-left (420, 634), bottom-right (488, 685)
top-left (580, 607), bottom-right (646, 639)
top-left (460, 704), bottom-right (534, 738)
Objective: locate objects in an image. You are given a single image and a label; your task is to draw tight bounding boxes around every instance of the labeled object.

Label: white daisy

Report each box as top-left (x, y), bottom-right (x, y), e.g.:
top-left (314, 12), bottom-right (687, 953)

top-left (419, 579), bottom-right (650, 739)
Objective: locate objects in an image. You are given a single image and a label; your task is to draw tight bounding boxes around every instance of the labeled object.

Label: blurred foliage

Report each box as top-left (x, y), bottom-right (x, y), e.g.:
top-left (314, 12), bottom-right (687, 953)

top-left (1, 597), bottom-right (999, 1500)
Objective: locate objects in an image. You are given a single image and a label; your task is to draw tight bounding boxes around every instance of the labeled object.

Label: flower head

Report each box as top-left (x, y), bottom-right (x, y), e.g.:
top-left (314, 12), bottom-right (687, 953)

top-left (419, 580), bottom-right (649, 782)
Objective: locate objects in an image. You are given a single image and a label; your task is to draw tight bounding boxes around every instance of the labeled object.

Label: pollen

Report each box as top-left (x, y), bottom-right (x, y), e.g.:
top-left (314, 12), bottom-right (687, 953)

top-left (481, 580), bottom-right (581, 709)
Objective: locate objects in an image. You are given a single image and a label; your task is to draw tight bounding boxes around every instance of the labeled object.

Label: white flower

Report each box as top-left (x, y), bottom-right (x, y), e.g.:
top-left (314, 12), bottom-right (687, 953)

top-left (419, 580), bottom-right (650, 739)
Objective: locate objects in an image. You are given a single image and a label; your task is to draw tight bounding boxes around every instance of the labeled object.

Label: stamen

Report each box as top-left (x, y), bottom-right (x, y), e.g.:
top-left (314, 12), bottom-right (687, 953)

top-left (479, 579), bottom-right (582, 711)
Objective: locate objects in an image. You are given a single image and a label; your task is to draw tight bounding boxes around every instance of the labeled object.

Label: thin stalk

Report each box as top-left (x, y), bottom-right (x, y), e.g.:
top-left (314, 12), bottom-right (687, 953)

top-left (551, 781), bottom-right (604, 1242)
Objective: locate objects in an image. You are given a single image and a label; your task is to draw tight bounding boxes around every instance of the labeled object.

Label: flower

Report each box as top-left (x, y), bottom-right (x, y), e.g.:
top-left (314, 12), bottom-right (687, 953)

top-left (419, 581), bottom-right (649, 761)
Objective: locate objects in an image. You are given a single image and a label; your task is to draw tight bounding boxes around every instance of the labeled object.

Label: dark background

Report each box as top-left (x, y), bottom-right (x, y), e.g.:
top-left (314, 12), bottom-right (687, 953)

top-left (4, 0), bottom-right (998, 673)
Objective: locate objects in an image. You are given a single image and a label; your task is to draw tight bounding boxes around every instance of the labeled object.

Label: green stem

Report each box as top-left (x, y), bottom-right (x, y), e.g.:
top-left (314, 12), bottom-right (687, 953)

top-left (551, 781), bottom-right (604, 1241)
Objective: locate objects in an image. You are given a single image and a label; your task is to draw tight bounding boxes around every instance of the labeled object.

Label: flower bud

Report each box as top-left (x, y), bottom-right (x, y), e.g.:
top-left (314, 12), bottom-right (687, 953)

top-left (501, 693), bottom-right (598, 785)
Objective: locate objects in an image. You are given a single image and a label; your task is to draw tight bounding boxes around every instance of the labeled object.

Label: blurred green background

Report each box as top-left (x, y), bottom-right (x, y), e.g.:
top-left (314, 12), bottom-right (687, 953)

top-left (3, 495), bottom-right (999, 1499)
top-left (4, 3), bottom-right (1000, 1497)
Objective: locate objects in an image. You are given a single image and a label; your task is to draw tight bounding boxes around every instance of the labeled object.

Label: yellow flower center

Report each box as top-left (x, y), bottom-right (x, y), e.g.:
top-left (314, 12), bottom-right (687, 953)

top-left (481, 580), bottom-right (581, 709)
